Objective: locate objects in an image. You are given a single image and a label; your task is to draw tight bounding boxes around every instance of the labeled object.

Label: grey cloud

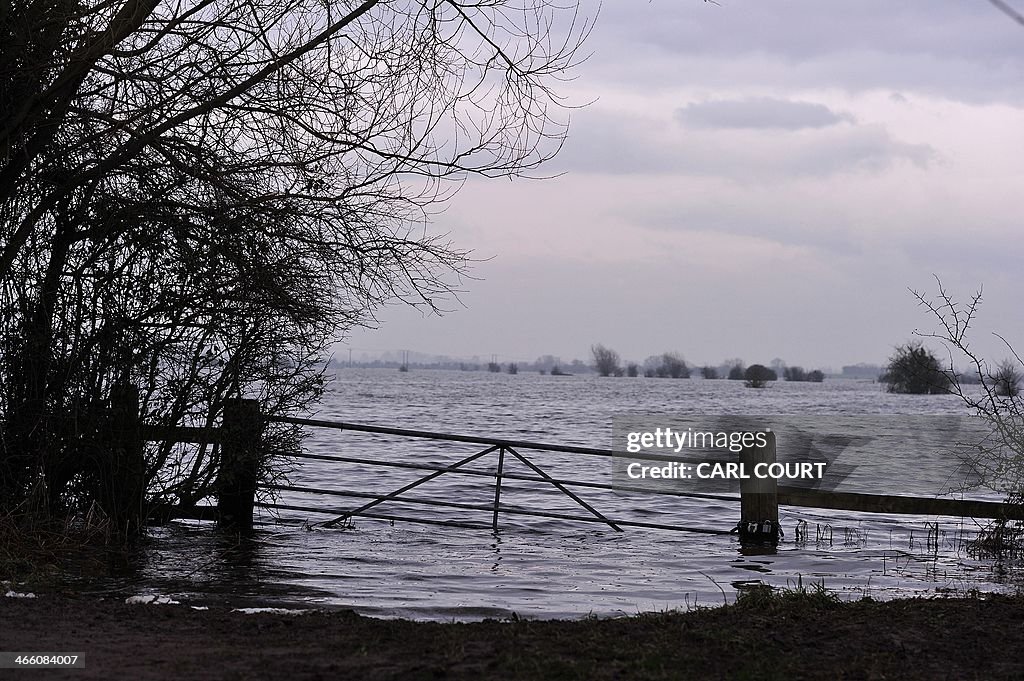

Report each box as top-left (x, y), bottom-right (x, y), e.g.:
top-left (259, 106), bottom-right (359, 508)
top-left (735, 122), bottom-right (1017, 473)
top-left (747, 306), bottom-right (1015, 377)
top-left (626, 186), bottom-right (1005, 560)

top-left (581, 0), bottom-right (1024, 103)
top-left (592, 0), bottom-right (1024, 67)
top-left (554, 109), bottom-right (936, 178)
top-left (675, 98), bottom-right (852, 130)
top-left (625, 203), bottom-right (864, 258)
top-left (782, 124), bottom-right (937, 175)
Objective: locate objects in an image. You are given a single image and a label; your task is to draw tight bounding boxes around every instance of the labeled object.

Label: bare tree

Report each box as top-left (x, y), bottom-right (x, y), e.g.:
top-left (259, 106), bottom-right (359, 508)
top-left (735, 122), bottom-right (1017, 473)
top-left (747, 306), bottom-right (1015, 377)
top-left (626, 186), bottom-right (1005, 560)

top-left (1, 1), bottom-right (591, 275)
top-left (0, 0), bottom-right (592, 524)
top-left (643, 352), bottom-right (690, 378)
top-left (591, 344), bottom-right (622, 377)
top-left (913, 279), bottom-right (1024, 496)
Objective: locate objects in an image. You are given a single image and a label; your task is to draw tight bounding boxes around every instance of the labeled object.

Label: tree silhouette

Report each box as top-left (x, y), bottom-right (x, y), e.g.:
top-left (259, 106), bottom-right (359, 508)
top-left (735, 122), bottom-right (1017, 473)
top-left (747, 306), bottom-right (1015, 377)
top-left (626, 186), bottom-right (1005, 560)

top-left (0, 0), bottom-right (591, 525)
top-left (880, 342), bottom-right (950, 395)
top-left (591, 344), bottom-right (622, 377)
top-left (744, 364), bottom-right (777, 389)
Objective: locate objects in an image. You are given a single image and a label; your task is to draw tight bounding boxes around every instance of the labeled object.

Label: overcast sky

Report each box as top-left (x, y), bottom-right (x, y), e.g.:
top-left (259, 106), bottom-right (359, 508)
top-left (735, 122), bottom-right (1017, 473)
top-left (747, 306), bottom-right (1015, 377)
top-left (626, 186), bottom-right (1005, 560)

top-left (344, 0), bottom-right (1024, 370)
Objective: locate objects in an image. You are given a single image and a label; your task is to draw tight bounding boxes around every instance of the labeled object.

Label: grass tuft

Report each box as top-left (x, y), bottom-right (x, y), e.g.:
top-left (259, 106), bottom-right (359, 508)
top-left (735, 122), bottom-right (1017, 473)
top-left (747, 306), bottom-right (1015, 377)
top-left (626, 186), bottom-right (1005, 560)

top-left (734, 578), bottom-right (841, 611)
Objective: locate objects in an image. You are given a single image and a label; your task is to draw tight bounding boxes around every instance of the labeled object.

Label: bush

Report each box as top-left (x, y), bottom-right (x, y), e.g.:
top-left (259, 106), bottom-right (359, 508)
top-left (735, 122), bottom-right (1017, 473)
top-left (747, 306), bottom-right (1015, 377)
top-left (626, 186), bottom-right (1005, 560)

top-left (700, 365), bottom-right (719, 379)
top-left (880, 342), bottom-right (951, 394)
top-left (744, 364), bottom-right (777, 388)
top-left (727, 363), bottom-right (745, 380)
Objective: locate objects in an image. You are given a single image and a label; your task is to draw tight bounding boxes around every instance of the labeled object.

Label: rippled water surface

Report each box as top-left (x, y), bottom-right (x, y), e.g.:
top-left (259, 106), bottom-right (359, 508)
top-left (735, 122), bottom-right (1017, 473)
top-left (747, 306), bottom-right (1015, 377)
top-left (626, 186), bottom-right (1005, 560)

top-left (124, 370), bottom-right (1023, 620)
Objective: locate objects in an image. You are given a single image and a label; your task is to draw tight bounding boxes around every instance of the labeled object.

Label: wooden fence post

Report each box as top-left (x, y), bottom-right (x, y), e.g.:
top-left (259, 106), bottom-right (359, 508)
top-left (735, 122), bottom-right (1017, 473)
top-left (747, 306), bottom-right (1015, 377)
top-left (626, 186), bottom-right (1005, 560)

top-left (217, 399), bottom-right (263, 531)
top-left (738, 430), bottom-right (780, 543)
top-left (108, 384), bottom-right (146, 533)
top-left (492, 447), bottom-right (505, 531)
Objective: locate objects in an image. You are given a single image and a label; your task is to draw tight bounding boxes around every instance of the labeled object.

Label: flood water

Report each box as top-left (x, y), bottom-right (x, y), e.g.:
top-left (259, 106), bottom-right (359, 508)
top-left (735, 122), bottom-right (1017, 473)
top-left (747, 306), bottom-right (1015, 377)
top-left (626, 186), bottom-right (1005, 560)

top-left (120, 370), bottom-right (1022, 620)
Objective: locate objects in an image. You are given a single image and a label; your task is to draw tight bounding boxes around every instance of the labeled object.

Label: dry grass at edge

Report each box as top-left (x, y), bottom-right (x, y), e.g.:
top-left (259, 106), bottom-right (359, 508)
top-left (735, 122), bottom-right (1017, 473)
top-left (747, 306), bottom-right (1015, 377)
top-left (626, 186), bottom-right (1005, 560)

top-left (0, 505), bottom-right (127, 585)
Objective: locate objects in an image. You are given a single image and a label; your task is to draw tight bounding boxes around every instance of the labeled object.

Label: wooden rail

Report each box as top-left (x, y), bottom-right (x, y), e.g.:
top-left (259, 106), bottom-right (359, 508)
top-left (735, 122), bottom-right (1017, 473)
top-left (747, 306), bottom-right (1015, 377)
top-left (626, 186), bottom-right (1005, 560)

top-left (777, 487), bottom-right (1024, 521)
top-left (735, 433), bottom-right (1023, 544)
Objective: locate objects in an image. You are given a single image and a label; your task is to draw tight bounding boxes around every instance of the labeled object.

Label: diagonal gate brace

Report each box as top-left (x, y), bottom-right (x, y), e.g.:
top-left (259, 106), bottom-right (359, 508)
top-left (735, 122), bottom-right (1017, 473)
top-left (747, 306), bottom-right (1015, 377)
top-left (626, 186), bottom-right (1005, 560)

top-left (321, 445), bottom-right (500, 528)
top-left (506, 447), bottom-right (623, 532)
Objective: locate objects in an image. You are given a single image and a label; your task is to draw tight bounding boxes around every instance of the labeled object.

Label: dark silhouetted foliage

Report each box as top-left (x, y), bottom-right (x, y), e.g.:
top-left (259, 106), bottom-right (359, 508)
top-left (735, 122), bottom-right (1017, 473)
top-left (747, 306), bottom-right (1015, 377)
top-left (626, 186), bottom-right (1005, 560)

top-left (744, 364), bottom-right (777, 389)
top-left (880, 342), bottom-right (950, 395)
top-left (0, 0), bottom-right (589, 528)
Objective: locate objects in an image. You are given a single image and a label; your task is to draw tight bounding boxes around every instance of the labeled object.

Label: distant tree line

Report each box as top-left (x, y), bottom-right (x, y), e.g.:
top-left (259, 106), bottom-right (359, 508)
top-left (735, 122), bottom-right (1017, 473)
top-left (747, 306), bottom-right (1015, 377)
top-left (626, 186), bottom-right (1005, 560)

top-left (338, 354), bottom-right (590, 375)
top-left (588, 345), bottom-right (827, 388)
top-left (349, 342), bottom-right (1020, 402)
top-left (783, 367), bottom-right (825, 382)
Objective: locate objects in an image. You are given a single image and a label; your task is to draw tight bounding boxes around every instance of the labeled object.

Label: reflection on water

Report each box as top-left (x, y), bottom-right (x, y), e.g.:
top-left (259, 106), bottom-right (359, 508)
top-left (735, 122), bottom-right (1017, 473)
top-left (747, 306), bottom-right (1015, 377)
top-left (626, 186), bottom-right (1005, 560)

top-left (104, 371), bottom-right (1024, 620)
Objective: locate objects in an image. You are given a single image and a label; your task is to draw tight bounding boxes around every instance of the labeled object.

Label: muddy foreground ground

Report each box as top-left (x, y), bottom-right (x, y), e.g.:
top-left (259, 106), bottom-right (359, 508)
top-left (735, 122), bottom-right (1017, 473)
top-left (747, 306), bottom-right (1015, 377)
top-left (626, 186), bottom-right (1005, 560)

top-left (2, 591), bottom-right (1023, 680)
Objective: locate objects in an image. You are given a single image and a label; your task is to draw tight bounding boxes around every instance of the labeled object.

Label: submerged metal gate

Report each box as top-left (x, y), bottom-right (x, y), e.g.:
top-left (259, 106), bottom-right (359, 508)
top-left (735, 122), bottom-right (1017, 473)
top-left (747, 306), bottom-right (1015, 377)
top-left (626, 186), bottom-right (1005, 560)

top-left (257, 416), bottom-right (736, 535)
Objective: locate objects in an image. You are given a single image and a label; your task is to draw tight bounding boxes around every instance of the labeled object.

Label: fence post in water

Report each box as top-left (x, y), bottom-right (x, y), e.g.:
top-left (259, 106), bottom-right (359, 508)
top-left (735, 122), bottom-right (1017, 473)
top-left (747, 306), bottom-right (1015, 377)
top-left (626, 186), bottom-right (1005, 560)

top-left (492, 447), bottom-right (506, 531)
top-left (738, 430), bottom-right (780, 543)
top-left (217, 399), bottom-right (263, 531)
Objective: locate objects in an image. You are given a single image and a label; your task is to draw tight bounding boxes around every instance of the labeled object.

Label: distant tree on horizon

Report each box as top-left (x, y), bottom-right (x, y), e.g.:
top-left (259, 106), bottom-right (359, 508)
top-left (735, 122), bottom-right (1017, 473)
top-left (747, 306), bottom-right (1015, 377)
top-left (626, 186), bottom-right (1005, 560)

top-left (880, 342), bottom-right (951, 394)
top-left (784, 366), bottom-right (807, 382)
top-left (592, 344), bottom-right (623, 377)
top-left (785, 366), bottom-right (827, 382)
top-left (700, 365), bottom-right (719, 379)
top-left (534, 355), bottom-right (562, 373)
top-left (744, 364), bottom-right (777, 388)
top-left (642, 353), bottom-right (690, 379)
top-left (991, 359), bottom-right (1022, 398)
